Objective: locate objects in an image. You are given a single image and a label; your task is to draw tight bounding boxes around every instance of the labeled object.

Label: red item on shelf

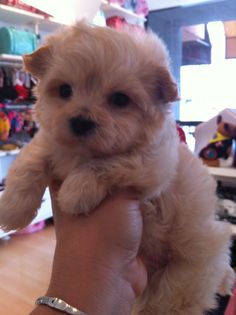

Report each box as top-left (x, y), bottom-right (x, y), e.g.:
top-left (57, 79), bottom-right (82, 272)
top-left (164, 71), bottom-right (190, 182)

top-left (0, 0), bottom-right (52, 18)
top-left (106, 16), bottom-right (128, 29)
top-left (15, 84), bottom-right (29, 100)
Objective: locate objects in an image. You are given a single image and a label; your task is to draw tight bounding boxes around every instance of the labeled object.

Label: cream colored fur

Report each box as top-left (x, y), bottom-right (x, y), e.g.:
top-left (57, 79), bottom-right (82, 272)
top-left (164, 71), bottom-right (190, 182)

top-left (0, 22), bottom-right (234, 314)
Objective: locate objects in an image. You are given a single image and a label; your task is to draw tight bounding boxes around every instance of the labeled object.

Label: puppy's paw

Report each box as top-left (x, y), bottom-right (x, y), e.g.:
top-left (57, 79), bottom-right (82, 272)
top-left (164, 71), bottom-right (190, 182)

top-left (58, 172), bottom-right (106, 215)
top-left (218, 267), bottom-right (235, 296)
top-left (0, 192), bottom-right (38, 231)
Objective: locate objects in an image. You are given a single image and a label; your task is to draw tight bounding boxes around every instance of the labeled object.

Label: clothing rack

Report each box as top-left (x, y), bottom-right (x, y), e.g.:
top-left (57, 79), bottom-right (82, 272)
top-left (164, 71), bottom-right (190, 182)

top-left (0, 54), bottom-right (23, 68)
top-left (0, 61), bottom-right (22, 68)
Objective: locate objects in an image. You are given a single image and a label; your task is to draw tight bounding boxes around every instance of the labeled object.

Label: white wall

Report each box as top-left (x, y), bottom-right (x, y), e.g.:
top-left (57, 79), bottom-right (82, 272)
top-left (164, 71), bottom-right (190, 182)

top-left (21, 0), bottom-right (101, 24)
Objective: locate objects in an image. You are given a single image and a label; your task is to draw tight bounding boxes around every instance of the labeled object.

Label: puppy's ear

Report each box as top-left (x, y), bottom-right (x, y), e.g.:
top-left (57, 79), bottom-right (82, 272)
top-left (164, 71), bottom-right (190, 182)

top-left (23, 46), bottom-right (51, 78)
top-left (156, 67), bottom-right (179, 103)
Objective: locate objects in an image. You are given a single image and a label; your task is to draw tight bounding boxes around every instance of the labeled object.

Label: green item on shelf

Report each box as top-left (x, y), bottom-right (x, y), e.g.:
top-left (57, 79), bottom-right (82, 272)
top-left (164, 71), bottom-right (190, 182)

top-left (0, 27), bottom-right (37, 55)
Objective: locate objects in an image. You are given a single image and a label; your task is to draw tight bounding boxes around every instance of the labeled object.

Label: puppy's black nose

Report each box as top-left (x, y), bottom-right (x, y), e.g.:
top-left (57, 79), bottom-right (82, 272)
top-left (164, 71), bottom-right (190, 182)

top-left (69, 115), bottom-right (96, 136)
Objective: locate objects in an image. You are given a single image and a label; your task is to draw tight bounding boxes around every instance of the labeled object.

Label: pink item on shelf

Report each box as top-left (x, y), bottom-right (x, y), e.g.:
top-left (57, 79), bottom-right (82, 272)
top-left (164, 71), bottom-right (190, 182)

top-left (108, 0), bottom-right (125, 5)
top-left (135, 0), bottom-right (149, 16)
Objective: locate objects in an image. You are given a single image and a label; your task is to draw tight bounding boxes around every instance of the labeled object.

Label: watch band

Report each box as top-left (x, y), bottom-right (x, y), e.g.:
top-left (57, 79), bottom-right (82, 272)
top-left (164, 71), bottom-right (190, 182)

top-left (35, 296), bottom-right (88, 315)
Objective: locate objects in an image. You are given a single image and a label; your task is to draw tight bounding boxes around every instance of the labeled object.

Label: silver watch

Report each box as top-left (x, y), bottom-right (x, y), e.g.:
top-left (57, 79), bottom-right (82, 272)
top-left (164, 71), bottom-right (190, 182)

top-left (35, 296), bottom-right (88, 315)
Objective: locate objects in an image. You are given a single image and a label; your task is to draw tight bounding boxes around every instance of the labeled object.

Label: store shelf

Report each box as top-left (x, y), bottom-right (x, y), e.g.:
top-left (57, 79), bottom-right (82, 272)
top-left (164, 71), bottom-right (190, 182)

top-left (0, 53), bottom-right (23, 67)
top-left (207, 167), bottom-right (236, 237)
top-left (208, 166), bottom-right (236, 182)
top-left (0, 4), bottom-right (63, 32)
top-left (101, 0), bottom-right (146, 24)
top-left (0, 54), bottom-right (23, 62)
top-left (0, 149), bottom-right (20, 157)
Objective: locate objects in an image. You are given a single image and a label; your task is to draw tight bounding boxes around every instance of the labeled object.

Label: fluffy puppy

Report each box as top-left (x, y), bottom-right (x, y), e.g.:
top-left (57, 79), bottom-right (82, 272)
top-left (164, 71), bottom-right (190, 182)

top-left (0, 22), bottom-right (234, 314)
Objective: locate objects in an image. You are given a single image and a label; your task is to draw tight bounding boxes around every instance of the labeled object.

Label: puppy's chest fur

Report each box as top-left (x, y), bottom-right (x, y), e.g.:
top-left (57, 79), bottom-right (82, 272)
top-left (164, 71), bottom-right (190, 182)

top-left (48, 140), bottom-right (178, 263)
top-left (48, 142), bottom-right (177, 195)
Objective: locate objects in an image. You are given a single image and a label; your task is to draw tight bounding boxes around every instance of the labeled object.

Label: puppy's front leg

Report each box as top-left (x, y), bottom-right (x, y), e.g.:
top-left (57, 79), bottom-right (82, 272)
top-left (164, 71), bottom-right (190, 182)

top-left (0, 133), bottom-right (48, 231)
top-left (107, 156), bottom-right (173, 200)
top-left (58, 168), bottom-right (107, 215)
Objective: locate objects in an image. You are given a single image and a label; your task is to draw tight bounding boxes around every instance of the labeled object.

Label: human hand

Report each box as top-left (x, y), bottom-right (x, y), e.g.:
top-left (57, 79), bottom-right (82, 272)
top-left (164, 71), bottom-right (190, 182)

top-left (43, 181), bottom-right (147, 315)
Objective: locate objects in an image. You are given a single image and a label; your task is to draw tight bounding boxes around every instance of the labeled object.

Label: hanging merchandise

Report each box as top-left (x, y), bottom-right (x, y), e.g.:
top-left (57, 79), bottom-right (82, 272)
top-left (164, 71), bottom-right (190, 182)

top-left (13, 70), bottom-right (30, 100)
top-left (0, 67), bottom-right (18, 101)
top-left (14, 84), bottom-right (29, 100)
top-left (0, 111), bottom-right (10, 141)
top-left (8, 111), bottom-right (23, 134)
top-left (22, 108), bottom-right (38, 138)
top-left (0, 27), bottom-right (37, 55)
top-left (0, 67), bottom-right (36, 103)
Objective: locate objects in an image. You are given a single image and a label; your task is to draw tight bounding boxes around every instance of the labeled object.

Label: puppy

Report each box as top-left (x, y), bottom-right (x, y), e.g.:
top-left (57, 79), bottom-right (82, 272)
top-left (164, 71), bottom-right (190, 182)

top-left (0, 22), bottom-right (234, 314)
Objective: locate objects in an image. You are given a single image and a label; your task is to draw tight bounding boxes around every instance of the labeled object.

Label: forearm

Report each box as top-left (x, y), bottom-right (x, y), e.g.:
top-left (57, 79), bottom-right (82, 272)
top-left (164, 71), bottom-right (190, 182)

top-left (28, 191), bottom-right (146, 315)
top-left (30, 243), bottom-right (136, 315)
top-left (30, 305), bottom-right (60, 315)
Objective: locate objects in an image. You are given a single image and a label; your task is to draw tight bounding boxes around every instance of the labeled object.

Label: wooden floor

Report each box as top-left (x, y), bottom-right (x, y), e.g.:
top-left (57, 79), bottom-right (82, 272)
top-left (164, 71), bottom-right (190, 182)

top-left (0, 224), bottom-right (56, 315)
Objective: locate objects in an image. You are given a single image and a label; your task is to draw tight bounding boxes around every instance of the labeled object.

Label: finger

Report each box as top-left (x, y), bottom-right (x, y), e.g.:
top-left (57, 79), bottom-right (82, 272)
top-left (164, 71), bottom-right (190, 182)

top-left (128, 256), bottom-right (148, 297)
top-left (48, 179), bottom-right (66, 228)
top-left (109, 187), bottom-right (140, 201)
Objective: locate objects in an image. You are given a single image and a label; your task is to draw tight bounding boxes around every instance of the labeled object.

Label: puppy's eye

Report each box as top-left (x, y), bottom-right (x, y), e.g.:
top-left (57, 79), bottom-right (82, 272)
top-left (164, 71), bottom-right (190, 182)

top-left (109, 92), bottom-right (130, 108)
top-left (59, 84), bottom-right (72, 99)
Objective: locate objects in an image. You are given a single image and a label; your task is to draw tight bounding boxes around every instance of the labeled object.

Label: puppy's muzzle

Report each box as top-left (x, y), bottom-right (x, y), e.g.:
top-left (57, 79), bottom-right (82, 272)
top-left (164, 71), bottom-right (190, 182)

top-left (69, 115), bottom-right (97, 137)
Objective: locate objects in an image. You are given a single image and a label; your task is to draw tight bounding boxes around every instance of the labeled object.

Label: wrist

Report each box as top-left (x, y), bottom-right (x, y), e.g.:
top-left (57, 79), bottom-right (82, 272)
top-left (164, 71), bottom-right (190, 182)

top-left (30, 304), bottom-right (61, 315)
top-left (46, 246), bottom-right (136, 315)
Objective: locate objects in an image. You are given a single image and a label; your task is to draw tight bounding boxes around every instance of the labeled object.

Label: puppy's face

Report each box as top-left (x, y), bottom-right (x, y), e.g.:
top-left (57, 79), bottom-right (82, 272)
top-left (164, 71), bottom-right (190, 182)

top-left (24, 23), bottom-right (178, 157)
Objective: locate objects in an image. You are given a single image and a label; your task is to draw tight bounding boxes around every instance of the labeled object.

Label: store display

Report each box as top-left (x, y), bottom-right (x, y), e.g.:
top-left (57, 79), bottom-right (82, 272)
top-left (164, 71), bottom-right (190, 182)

top-left (0, 63), bottom-right (37, 143)
top-left (199, 115), bottom-right (236, 167)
